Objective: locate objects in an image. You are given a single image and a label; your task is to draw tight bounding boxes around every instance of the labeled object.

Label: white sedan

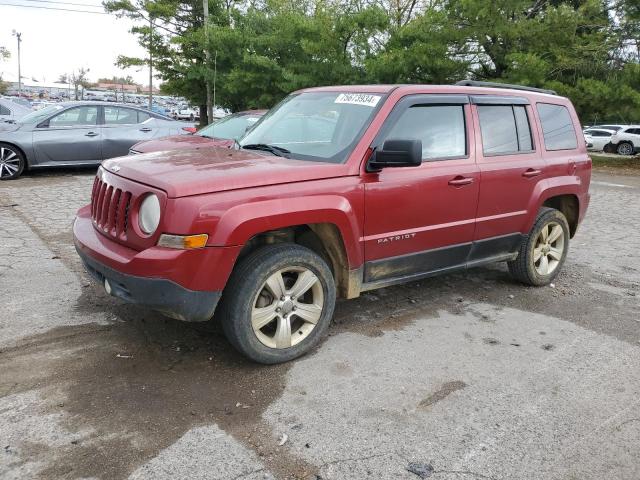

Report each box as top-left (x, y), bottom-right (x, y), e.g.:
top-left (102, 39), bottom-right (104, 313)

top-left (583, 128), bottom-right (616, 151)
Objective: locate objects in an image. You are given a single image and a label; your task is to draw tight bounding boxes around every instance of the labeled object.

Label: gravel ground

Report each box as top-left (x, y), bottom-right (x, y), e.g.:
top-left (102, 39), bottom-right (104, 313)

top-left (1, 167), bottom-right (639, 480)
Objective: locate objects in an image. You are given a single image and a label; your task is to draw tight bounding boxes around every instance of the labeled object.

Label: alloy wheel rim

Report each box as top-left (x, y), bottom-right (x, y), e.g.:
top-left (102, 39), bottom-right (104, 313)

top-left (251, 266), bottom-right (324, 349)
top-left (533, 221), bottom-right (565, 276)
top-left (618, 143), bottom-right (633, 155)
top-left (0, 147), bottom-right (20, 178)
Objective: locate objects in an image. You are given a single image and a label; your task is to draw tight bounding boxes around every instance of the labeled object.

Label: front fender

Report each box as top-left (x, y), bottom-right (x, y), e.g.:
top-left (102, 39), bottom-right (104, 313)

top-left (210, 194), bottom-right (363, 268)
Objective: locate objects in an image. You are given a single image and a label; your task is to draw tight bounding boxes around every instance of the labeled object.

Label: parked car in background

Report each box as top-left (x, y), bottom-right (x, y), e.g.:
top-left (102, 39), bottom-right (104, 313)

top-left (174, 105), bottom-right (200, 121)
top-left (149, 104), bottom-right (169, 117)
top-left (583, 128), bottom-right (616, 151)
top-left (0, 102), bottom-right (196, 180)
top-left (0, 98), bottom-right (32, 124)
top-left (6, 97), bottom-right (32, 109)
top-left (73, 82), bottom-right (591, 363)
top-left (607, 126), bottom-right (640, 155)
top-left (130, 110), bottom-right (266, 154)
top-left (588, 124), bottom-right (626, 132)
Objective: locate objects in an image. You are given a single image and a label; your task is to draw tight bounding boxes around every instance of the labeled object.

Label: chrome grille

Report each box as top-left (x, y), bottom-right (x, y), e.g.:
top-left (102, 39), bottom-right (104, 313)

top-left (90, 176), bottom-right (132, 239)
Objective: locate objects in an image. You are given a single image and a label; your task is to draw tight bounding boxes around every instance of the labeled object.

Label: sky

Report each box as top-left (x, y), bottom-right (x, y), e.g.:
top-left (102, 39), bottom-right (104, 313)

top-left (1, 3), bottom-right (154, 87)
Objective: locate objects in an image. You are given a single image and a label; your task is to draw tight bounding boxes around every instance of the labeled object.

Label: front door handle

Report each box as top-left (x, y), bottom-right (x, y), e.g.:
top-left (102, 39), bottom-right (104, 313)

top-left (85, 131), bottom-right (99, 137)
top-left (522, 168), bottom-right (542, 178)
top-left (448, 176), bottom-right (474, 187)
top-left (139, 127), bottom-right (152, 132)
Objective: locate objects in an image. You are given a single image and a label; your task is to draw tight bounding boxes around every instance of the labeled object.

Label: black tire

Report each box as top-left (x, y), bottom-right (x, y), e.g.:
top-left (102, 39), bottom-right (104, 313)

top-left (0, 143), bottom-right (26, 180)
top-left (508, 207), bottom-right (570, 286)
top-left (219, 243), bottom-right (336, 364)
top-left (616, 141), bottom-right (634, 156)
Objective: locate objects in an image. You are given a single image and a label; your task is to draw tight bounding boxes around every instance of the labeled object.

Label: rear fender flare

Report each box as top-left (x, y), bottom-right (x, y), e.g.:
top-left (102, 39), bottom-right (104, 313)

top-left (524, 176), bottom-right (581, 233)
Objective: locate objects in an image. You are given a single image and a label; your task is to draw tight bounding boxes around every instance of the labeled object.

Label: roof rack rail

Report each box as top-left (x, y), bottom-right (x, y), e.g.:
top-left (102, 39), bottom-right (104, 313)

top-left (455, 80), bottom-right (557, 96)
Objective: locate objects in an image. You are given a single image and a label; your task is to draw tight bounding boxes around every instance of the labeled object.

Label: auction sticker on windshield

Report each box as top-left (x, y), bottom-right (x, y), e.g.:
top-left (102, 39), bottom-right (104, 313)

top-left (334, 93), bottom-right (381, 107)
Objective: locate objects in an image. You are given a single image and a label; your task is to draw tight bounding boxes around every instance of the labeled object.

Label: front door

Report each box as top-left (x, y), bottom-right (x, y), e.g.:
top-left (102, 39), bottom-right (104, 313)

top-left (33, 105), bottom-right (101, 164)
top-left (362, 95), bottom-right (479, 284)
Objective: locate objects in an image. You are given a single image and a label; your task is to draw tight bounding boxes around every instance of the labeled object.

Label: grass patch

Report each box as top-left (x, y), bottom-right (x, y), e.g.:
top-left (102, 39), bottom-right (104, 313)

top-left (590, 153), bottom-right (640, 171)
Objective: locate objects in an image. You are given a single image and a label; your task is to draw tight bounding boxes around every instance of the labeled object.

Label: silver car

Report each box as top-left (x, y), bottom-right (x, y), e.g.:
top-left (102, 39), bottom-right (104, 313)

top-left (0, 101), bottom-right (195, 180)
top-left (0, 97), bottom-right (32, 124)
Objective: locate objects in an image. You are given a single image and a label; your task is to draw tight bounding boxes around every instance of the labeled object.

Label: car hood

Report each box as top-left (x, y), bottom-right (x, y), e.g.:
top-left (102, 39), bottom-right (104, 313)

top-left (103, 146), bottom-right (350, 198)
top-left (132, 135), bottom-right (233, 153)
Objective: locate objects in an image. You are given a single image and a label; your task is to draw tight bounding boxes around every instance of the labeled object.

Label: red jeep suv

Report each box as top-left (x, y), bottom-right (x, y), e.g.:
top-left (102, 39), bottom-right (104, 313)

top-left (73, 82), bottom-right (591, 364)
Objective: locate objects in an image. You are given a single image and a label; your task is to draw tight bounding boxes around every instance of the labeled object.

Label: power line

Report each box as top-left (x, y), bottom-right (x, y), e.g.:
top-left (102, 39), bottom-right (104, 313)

top-left (15, 0), bottom-right (105, 7)
top-left (0, 2), bottom-right (110, 13)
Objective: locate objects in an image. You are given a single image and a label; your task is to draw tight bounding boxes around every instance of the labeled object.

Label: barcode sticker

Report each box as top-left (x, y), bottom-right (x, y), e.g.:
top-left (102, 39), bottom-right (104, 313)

top-left (334, 93), bottom-right (381, 107)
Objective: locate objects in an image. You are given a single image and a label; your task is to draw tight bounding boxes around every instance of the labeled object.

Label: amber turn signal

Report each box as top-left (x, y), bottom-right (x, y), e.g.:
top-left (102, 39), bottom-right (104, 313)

top-left (157, 233), bottom-right (208, 249)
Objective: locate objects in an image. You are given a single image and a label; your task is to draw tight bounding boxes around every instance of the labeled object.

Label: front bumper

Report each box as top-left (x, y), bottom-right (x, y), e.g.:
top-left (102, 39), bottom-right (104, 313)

top-left (77, 247), bottom-right (221, 321)
top-left (73, 208), bottom-right (229, 322)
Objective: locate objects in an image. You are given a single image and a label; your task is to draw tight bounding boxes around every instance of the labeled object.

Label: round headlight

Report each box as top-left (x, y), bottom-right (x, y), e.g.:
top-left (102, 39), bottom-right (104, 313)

top-left (138, 194), bottom-right (160, 234)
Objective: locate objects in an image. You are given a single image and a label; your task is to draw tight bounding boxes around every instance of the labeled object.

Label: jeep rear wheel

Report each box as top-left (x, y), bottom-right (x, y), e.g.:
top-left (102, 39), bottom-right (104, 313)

top-left (219, 243), bottom-right (336, 364)
top-left (508, 208), bottom-right (570, 286)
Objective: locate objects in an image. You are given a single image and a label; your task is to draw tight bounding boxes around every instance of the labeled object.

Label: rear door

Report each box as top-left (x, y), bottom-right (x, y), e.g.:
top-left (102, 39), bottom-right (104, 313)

top-left (33, 105), bottom-right (102, 163)
top-left (362, 95), bottom-right (480, 284)
top-left (471, 96), bottom-right (546, 255)
top-left (101, 106), bottom-right (158, 159)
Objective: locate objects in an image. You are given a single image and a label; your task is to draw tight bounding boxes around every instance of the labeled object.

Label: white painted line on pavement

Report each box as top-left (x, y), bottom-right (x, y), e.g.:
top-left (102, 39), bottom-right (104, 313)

top-left (592, 181), bottom-right (637, 189)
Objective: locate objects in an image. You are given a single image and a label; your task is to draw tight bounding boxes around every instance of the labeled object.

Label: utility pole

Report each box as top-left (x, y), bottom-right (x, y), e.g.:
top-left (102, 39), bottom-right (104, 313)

top-left (12, 31), bottom-right (22, 97)
top-left (203, 0), bottom-right (213, 125)
top-left (148, 17), bottom-right (153, 109)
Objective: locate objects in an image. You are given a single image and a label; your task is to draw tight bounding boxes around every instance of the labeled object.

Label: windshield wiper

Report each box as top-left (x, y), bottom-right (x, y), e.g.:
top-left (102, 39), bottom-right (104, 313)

top-left (241, 143), bottom-right (291, 158)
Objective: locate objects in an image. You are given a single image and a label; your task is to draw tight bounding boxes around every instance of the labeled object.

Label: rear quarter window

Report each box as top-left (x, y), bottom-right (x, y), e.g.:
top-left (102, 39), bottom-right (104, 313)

top-left (536, 103), bottom-right (578, 151)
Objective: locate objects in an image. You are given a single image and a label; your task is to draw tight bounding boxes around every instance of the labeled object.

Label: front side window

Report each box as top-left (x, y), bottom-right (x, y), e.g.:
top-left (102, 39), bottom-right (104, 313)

top-left (49, 106), bottom-right (98, 127)
top-left (383, 105), bottom-right (466, 159)
top-left (478, 105), bottom-right (533, 155)
top-left (104, 107), bottom-right (139, 125)
top-left (536, 103), bottom-right (578, 150)
top-left (198, 114), bottom-right (262, 140)
top-left (21, 104), bottom-right (64, 124)
top-left (240, 92), bottom-right (383, 163)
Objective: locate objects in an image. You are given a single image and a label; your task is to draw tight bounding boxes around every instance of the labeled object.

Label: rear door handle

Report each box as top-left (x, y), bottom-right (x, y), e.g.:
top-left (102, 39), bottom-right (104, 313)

top-left (139, 127), bottom-right (152, 132)
top-left (85, 131), bottom-right (99, 137)
top-left (448, 176), bottom-right (474, 187)
top-left (522, 168), bottom-right (542, 178)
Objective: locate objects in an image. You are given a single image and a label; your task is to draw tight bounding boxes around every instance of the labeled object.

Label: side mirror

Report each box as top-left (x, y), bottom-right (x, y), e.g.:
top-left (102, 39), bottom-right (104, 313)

top-left (367, 139), bottom-right (422, 172)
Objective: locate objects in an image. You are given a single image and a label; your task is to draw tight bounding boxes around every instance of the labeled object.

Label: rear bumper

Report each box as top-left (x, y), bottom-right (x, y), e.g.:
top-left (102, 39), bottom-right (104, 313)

top-left (77, 246), bottom-right (221, 322)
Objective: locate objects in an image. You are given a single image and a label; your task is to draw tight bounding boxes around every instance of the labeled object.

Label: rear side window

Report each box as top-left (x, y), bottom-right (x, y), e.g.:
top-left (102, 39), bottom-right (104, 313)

top-left (104, 107), bottom-right (139, 125)
top-left (477, 105), bottom-right (533, 155)
top-left (536, 103), bottom-right (578, 150)
top-left (0, 104), bottom-right (10, 116)
top-left (384, 105), bottom-right (466, 160)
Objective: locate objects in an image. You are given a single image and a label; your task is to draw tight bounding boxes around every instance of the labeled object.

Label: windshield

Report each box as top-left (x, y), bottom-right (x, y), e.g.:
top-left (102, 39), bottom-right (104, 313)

top-left (17, 104), bottom-right (64, 124)
top-left (198, 114), bottom-right (262, 140)
top-left (239, 91), bottom-right (384, 163)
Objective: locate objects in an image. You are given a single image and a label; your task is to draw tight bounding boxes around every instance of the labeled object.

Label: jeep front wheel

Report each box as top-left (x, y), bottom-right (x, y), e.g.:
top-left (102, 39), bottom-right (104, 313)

top-left (508, 208), bottom-right (570, 286)
top-left (220, 243), bottom-right (336, 364)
